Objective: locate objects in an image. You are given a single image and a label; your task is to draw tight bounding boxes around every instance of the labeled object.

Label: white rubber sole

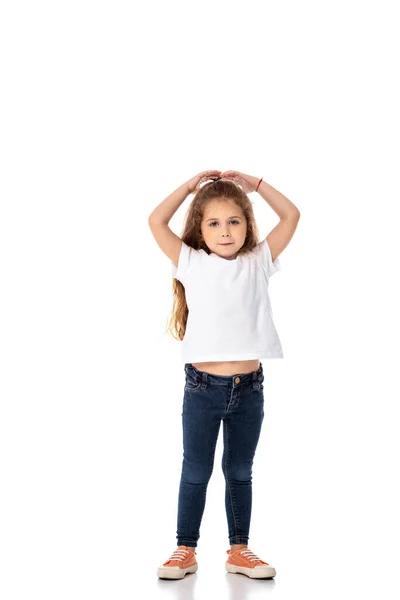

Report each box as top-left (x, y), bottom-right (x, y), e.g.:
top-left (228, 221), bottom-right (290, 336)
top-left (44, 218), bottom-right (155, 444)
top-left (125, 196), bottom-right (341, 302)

top-left (225, 561), bottom-right (276, 579)
top-left (157, 562), bottom-right (198, 579)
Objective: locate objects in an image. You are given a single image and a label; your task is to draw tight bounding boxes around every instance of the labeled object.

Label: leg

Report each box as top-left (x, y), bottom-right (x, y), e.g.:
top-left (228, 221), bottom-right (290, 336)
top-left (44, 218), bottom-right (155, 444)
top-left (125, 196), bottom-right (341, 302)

top-left (176, 388), bottom-right (222, 548)
top-left (222, 384), bottom-right (264, 546)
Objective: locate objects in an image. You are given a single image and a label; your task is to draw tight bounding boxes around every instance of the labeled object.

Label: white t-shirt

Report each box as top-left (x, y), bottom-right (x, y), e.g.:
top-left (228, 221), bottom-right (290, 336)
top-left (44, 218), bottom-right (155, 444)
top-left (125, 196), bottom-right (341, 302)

top-left (171, 239), bottom-right (284, 364)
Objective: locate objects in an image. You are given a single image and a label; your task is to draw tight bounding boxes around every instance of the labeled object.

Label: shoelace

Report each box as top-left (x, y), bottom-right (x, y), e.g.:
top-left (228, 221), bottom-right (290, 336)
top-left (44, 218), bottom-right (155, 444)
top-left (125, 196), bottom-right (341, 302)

top-left (240, 549), bottom-right (262, 562)
top-left (167, 549), bottom-right (190, 562)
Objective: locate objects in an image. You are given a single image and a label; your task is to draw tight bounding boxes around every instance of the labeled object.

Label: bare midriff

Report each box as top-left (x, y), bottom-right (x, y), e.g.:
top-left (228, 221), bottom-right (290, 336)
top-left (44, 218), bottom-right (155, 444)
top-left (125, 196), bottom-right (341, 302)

top-left (190, 359), bottom-right (261, 376)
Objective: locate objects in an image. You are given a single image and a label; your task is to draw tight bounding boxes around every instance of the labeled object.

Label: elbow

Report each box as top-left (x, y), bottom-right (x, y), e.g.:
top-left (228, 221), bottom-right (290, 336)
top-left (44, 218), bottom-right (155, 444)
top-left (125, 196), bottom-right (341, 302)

top-left (283, 209), bottom-right (300, 220)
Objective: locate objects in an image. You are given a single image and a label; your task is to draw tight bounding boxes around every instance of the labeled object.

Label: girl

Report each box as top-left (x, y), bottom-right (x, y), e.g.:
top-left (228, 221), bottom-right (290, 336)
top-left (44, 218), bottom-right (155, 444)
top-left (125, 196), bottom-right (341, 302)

top-left (148, 170), bottom-right (300, 579)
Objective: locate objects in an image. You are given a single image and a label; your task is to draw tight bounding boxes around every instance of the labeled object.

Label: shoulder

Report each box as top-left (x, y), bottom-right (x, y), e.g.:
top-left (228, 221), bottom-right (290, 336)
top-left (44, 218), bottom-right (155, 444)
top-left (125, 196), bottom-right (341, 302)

top-left (171, 242), bottom-right (206, 283)
top-left (244, 239), bottom-right (281, 278)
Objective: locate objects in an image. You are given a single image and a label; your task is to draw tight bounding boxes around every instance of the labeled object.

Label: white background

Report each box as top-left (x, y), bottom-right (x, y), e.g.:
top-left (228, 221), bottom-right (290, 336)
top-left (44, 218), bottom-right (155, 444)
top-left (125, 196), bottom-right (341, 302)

top-left (1, 1), bottom-right (399, 599)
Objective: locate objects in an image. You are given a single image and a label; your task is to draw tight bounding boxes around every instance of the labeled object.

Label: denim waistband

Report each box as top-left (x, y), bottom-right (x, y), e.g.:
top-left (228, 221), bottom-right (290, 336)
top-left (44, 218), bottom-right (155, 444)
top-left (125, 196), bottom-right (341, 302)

top-left (184, 362), bottom-right (263, 387)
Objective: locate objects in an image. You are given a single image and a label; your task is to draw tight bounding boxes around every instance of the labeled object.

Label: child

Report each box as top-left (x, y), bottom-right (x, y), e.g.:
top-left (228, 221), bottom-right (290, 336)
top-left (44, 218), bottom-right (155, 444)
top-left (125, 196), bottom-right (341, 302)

top-left (148, 170), bottom-right (300, 579)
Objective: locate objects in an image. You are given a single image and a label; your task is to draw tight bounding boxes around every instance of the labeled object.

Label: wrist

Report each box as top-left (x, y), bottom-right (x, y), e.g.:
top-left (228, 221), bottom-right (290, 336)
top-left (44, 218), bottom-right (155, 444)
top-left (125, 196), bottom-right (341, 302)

top-left (255, 176), bottom-right (263, 192)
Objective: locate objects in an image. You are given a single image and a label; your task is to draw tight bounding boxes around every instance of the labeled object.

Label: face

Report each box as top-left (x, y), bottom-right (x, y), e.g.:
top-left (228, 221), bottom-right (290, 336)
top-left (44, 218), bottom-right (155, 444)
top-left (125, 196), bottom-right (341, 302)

top-left (200, 200), bottom-right (247, 260)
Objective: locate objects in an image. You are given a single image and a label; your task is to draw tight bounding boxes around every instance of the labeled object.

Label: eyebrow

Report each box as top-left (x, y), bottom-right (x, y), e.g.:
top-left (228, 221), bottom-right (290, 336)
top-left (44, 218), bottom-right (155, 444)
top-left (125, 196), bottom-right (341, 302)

top-left (205, 216), bottom-right (242, 222)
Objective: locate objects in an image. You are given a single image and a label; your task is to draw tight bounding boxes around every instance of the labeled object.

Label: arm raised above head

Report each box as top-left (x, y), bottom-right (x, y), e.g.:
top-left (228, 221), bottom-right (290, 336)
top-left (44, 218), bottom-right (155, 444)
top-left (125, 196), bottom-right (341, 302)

top-left (148, 182), bottom-right (190, 225)
top-left (266, 211), bottom-right (301, 264)
top-left (257, 179), bottom-right (300, 219)
top-left (148, 218), bottom-right (183, 268)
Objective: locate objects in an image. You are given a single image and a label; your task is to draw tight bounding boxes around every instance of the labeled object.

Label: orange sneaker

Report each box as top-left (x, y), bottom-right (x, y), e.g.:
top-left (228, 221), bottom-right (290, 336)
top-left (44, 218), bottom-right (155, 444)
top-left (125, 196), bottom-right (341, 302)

top-left (157, 546), bottom-right (198, 579)
top-left (225, 547), bottom-right (276, 579)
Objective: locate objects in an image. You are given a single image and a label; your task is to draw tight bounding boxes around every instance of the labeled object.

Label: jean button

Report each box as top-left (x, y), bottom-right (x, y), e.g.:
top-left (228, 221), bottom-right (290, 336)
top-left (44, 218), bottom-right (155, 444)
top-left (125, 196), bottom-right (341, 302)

top-left (234, 376), bottom-right (240, 384)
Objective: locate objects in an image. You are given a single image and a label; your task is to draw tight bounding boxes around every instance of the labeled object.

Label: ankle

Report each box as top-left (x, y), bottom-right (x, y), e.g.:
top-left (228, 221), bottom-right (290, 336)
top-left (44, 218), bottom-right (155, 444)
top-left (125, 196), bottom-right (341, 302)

top-left (230, 544), bottom-right (248, 553)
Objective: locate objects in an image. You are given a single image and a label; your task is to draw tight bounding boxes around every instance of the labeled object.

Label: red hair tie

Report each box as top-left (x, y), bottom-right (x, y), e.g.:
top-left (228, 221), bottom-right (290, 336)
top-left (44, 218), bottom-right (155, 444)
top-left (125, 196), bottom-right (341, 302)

top-left (255, 177), bottom-right (263, 192)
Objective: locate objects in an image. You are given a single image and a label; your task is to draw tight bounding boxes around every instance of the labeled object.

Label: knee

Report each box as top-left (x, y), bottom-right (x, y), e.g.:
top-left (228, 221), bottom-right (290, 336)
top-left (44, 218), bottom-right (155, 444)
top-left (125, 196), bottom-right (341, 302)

top-left (182, 458), bottom-right (213, 484)
top-left (222, 460), bottom-right (253, 482)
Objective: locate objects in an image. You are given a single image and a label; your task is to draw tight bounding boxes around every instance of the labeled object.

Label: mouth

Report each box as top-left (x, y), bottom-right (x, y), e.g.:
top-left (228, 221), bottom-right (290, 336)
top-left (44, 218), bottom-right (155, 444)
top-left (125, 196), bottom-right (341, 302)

top-left (220, 243), bottom-right (233, 246)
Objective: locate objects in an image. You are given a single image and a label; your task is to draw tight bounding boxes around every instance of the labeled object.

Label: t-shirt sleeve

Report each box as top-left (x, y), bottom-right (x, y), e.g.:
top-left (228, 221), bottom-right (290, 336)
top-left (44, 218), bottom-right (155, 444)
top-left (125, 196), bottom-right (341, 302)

top-left (171, 241), bottom-right (200, 283)
top-left (254, 238), bottom-right (281, 277)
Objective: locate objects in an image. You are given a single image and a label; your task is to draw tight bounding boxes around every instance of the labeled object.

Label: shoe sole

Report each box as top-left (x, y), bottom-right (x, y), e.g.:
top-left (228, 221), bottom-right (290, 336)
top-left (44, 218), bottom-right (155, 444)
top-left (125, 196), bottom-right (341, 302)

top-left (225, 562), bottom-right (276, 579)
top-left (158, 563), bottom-right (198, 579)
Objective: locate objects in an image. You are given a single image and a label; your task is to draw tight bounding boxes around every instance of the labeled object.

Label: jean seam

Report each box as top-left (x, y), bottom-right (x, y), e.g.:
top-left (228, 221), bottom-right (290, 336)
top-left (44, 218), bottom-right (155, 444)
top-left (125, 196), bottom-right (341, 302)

top-left (179, 402), bottom-right (219, 546)
top-left (225, 419), bottom-right (239, 541)
top-left (197, 427), bottom-right (219, 538)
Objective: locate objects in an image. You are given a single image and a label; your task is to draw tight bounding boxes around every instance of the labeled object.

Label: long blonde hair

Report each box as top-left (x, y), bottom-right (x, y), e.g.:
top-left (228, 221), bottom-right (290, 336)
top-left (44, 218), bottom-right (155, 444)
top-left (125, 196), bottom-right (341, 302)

top-left (166, 179), bottom-right (261, 341)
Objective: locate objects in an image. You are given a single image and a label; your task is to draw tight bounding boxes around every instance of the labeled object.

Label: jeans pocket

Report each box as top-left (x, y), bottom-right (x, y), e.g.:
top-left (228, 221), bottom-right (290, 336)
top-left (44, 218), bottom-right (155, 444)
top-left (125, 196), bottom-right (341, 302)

top-left (184, 373), bottom-right (202, 392)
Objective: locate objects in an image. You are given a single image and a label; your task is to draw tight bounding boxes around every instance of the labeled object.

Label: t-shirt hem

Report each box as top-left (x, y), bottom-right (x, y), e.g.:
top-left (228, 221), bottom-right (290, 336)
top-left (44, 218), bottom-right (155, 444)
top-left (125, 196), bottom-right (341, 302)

top-left (182, 350), bottom-right (283, 363)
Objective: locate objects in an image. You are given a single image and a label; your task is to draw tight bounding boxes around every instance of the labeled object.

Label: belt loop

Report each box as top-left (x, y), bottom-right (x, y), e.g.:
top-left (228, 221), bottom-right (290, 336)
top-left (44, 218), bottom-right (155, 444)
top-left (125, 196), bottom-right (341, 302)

top-left (252, 370), bottom-right (259, 391)
top-left (201, 371), bottom-right (207, 390)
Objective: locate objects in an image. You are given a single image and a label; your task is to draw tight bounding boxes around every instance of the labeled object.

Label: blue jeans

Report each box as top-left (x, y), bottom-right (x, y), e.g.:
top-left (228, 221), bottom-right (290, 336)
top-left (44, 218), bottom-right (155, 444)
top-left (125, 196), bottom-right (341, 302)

top-left (176, 362), bottom-right (265, 548)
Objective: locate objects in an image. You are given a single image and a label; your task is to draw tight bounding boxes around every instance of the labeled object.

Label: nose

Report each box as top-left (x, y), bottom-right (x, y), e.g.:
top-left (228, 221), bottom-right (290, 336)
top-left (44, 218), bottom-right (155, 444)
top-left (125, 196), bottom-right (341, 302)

top-left (221, 226), bottom-right (232, 240)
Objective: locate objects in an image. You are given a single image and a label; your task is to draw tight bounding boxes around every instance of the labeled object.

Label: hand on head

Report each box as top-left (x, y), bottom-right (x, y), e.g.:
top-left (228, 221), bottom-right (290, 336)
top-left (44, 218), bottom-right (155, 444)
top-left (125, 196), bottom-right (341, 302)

top-left (186, 170), bottom-right (222, 193)
top-left (186, 170), bottom-right (261, 194)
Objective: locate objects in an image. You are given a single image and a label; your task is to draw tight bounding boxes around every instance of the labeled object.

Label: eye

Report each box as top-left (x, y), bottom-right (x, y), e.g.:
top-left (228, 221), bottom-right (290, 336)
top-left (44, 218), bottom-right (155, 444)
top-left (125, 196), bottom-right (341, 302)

top-left (209, 220), bottom-right (240, 227)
